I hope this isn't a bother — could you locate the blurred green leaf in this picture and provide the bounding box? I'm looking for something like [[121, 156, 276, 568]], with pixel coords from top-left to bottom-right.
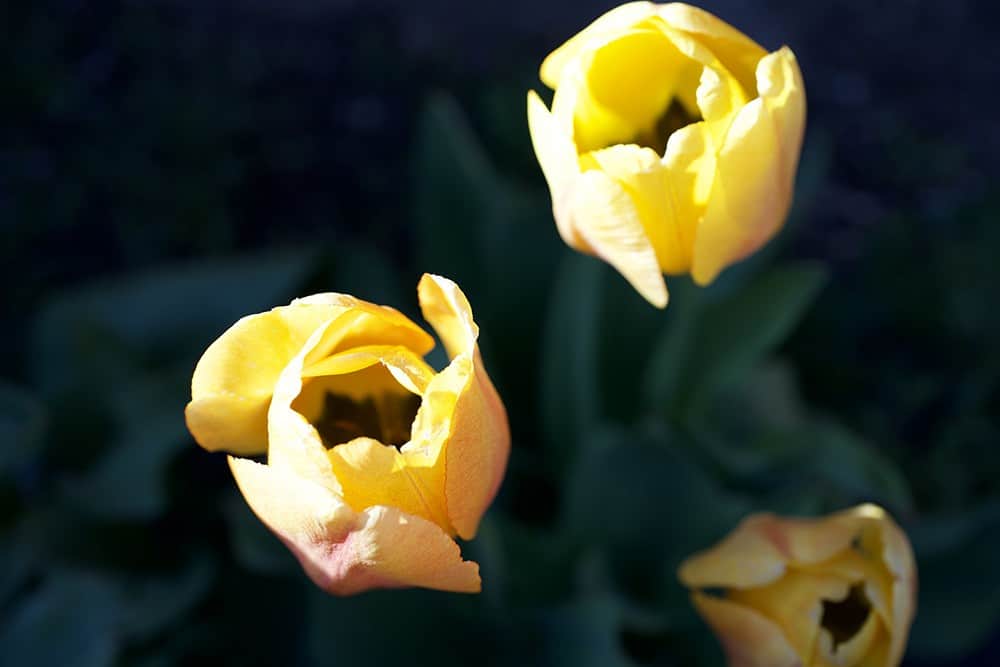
[[908, 504, 1000, 660], [0, 570, 121, 667], [539, 253, 603, 463], [31, 248, 319, 394], [412, 92, 507, 303], [0, 381, 46, 474], [307, 586, 496, 667], [116, 555, 215, 643], [532, 597, 637, 667], [683, 263, 827, 415], [563, 424, 748, 602], [59, 369, 189, 519]]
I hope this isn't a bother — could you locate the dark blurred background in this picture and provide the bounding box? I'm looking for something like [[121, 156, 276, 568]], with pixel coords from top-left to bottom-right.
[[2, 1, 998, 665]]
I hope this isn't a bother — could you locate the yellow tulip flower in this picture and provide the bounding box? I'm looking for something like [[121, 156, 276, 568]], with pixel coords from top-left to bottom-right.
[[679, 504, 917, 667], [185, 274, 509, 595], [528, 2, 806, 307]]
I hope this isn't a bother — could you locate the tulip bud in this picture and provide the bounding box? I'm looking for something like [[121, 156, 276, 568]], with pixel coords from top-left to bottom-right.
[[528, 2, 806, 307], [185, 274, 510, 595], [678, 504, 917, 667]]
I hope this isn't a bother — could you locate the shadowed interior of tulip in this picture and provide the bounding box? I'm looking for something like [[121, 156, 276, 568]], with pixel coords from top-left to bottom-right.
[[820, 583, 873, 650], [292, 363, 422, 450], [574, 21, 703, 155]]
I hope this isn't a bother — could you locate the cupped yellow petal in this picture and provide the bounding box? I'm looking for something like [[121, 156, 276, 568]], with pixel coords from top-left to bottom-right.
[[657, 2, 767, 96], [728, 570, 850, 660], [539, 1, 658, 89], [229, 456, 479, 595], [186, 303, 345, 455], [416, 275, 511, 538], [691, 592, 802, 667], [327, 437, 450, 532], [691, 47, 804, 286], [573, 24, 692, 153]]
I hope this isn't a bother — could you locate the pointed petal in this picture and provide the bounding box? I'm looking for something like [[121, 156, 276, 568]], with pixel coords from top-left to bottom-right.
[[416, 275, 511, 538], [585, 144, 691, 273], [571, 169, 668, 308]]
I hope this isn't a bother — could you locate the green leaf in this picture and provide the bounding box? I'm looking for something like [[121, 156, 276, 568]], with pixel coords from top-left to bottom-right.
[[538, 252, 603, 463], [563, 424, 749, 601], [307, 586, 495, 667], [908, 505, 1000, 660], [115, 555, 215, 643], [657, 264, 826, 415], [412, 92, 507, 304], [31, 248, 319, 394], [0, 381, 46, 474], [59, 368, 190, 519], [0, 570, 121, 667], [531, 597, 637, 667]]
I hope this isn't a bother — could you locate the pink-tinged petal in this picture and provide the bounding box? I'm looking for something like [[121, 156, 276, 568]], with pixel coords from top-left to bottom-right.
[[416, 275, 511, 539], [691, 592, 802, 667], [678, 514, 789, 589], [229, 457, 479, 595]]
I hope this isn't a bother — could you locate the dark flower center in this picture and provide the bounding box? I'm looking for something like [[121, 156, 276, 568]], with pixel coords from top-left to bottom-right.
[[633, 99, 701, 155], [312, 391, 421, 449], [820, 584, 872, 650]]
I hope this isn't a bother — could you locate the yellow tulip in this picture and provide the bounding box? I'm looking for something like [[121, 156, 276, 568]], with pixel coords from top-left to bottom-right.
[[678, 504, 917, 667], [185, 274, 509, 595], [528, 2, 806, 307]]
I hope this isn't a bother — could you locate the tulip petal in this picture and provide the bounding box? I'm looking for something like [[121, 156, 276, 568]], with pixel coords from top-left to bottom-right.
[[539, 1, 658, 89], [691, 47, 804, 286], [301, 344, 436, 396], [416, 275, 510, 538], [327, 437, 451, 532], [880, 514, 917, 667], [229, 456, 479, 595], [527, 90, 584, 249], [728, 570, 850, 660], [691, 592, 802, 667], [570, 168, 669, 308], [584, 144, 691, 274], [657, 3, 767, 97], [678, 514, 789, 589], [186, 304, 347, 455]]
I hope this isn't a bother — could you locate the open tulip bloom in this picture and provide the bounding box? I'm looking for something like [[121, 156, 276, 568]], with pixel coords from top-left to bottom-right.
[[679, 504, 917, 667], [185, 275, 509, 595], [528, 2, 806, 307]]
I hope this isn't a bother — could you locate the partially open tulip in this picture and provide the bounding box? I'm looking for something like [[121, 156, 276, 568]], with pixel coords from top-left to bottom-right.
[[528, 2, 806, 307], [185, 274, 509, 595], [678, 504, 916, 667]]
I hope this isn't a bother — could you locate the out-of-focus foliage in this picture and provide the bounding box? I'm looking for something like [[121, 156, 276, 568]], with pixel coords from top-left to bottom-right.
[[1, 1, 997, 665]]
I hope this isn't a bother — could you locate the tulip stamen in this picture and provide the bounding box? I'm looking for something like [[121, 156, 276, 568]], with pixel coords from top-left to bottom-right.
[[820, 584, 872, 651], [634, 99, 700, 155], [313, 391, 421, 449]]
